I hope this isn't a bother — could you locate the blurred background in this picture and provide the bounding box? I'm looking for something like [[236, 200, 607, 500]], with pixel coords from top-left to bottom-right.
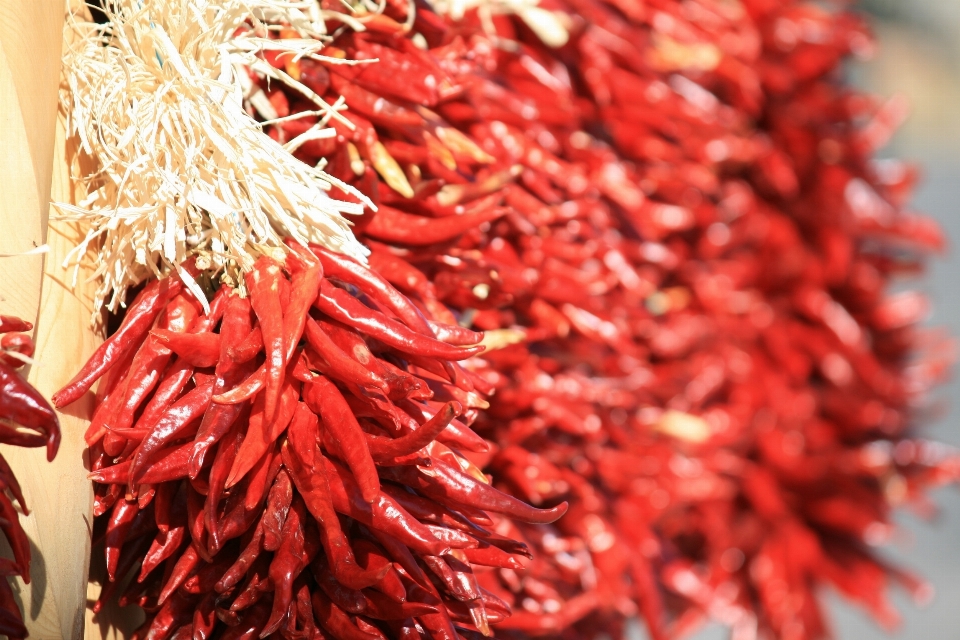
[[835, 1, 960, 637], [677, 2, 960, 639]]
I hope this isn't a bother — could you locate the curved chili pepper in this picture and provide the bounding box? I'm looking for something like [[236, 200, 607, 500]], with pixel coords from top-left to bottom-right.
[[349, 539, 407, 603], [108, 335, 174, 435], [281, 440, 386, 590], [364, 204, 509, 246], [262, 494, 307, 636], [311, 245, 434, 335], [219, 598, 271, 640], [203, 419, 244, 551], [157, 541, 201, 605], [0, 457, 25, 516], [225, 380, 298, 489], [0, 496, 30, 582], [330, 76, 425, 130], [193, 591, 217, 640], [150, 329, 221, 368], [93, 533, 153, 614], [0, 316, 31, 334], [311, 590, 381, 640], [0, 361, 60, 460], [426, 321, 483, 346], [365, 401, 460, 461], [216, 518, 265, 594], [323, 456, 455, 556], [139, 524, 186, 583], [0, 575, 26, 639], [229, 326, 264, 363], [303, 318, 388, 393], [53, 277, 182, 407], [399, 399, 489, 453], [0, 333, 34, 369], [389, 460, 568, 524], [303, 376, 380, 503], [280, 244, 325, 360], [315, 280, 484, 361], [246, 257, 285, 423], [128, 377, 215, 488], [311, 555, 367, 614], [261, 469, 293, 552]]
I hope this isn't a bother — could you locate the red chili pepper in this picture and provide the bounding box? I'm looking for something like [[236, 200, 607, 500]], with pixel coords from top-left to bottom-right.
[[53, 277, 182, 407], [0, 316, 31, 334], [311, 244, 435, 335], [228, 326, 263, 364], [150, 329, 220, 368], [0, 361, 59, 460], [261, 494, 308, 636], [303, 375, 380, 503], [215, 518, 265, 594], [0, 333, 34, 369], [282, 428, 386, 590], [219, 598, 271, 640], [225, 379, 298, 488], [315, 280, 484, 361], [311, 554, 367, 614], [245, 257, 286, 423], [128, 377, 215, 488], [261, 468, 293, 552], [0, 574, 26, 639], [364, 204, 509, 246], [365, 401, 460, 461], [311, 590, 381, 640], [302, 318, 388, 394], [0, 494, 30, 582]]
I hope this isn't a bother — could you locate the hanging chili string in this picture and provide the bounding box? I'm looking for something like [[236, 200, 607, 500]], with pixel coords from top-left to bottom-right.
[[57, 246, 566, 639], [248, 0, 958, 638], [0, 315, 61, 640]]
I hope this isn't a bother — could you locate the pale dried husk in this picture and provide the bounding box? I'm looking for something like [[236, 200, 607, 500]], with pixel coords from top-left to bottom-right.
[[57, 0, 376, 314]]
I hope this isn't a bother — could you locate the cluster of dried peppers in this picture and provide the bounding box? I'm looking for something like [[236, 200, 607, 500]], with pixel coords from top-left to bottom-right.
[[0, 315, 61, 639], [55, 245, 567, 639], [237, 0, 956, 638], [59, 0, 958, 639]]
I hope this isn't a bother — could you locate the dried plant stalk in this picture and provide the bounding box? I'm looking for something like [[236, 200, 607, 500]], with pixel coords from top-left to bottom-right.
[[57, 0, 375, 313]]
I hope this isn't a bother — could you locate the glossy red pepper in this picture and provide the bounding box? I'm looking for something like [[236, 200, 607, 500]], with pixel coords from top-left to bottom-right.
[[54, 277, 182, 407]]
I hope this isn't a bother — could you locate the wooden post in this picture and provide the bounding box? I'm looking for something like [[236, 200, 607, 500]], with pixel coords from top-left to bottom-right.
[[0, 2, 101, 638]]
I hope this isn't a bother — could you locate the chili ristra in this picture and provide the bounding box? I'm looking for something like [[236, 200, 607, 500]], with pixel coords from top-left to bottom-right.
[[59, 245, 565, 638], [0, 315, 62, 639], [247, 1, 958, 638]]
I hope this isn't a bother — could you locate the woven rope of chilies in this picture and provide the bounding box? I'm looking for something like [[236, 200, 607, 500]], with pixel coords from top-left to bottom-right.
[[49, 1, 960, 639]]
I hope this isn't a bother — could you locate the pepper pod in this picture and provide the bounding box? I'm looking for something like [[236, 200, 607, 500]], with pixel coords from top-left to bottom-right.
[[241, 1, 958, 638], [0, 315, 62, 639]]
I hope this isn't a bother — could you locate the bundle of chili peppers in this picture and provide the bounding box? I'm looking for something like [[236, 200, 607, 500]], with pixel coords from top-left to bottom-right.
[[54, 245, 568, 639], [0, 315, 61, 639], [61, 0, 958, 639], [229, 0, 957, 638]]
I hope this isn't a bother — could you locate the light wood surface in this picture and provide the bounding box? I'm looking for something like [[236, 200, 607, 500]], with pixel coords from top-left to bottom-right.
[[0, 0, 64, 323], [0, 2, 102, 638]]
